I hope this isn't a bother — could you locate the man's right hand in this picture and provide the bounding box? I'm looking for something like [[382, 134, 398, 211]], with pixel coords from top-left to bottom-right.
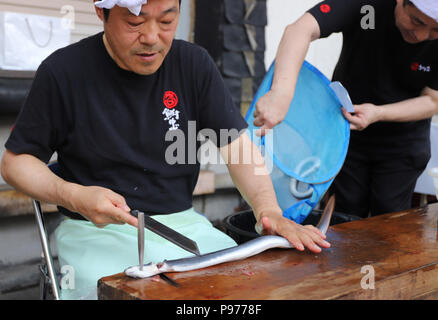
[[64, 184, 138, 228], [253, 89, 293, 137]]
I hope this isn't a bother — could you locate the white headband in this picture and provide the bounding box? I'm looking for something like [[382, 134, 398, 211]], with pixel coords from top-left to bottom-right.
[[95, 0, 148, 16], [410, 0, 438, 22]]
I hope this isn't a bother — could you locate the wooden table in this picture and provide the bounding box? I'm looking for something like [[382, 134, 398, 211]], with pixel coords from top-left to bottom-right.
[[98, 204, 438, 300]]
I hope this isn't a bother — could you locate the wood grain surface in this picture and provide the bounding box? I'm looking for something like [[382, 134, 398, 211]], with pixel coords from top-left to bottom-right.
[[98, 204, 438, 300]]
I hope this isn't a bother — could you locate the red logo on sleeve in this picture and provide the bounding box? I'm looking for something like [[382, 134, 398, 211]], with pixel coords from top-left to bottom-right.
[[163, 91, 178, 109], [320, 4, 331, 13]]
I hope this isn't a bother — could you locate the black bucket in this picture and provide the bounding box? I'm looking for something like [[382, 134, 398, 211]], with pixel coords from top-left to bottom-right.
[[222, 209, 360, 245]]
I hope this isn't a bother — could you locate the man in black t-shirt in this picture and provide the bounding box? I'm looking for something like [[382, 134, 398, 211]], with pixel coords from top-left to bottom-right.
[[254, 0, 438, 218], [0, 0, 329, 299]]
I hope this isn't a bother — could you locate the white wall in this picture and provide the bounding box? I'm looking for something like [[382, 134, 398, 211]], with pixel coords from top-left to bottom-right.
[[265, 0, 343, 79], [175, 0, 192, 41], [0, 0, 192, 43], [0, 0, 103, 44]]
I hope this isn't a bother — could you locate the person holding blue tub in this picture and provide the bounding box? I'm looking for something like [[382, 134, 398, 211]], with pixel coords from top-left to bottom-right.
[[254, 0, 438, 218]]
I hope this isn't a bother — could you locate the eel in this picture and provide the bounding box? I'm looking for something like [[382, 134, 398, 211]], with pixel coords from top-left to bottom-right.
[[125, 195, 335, 279]]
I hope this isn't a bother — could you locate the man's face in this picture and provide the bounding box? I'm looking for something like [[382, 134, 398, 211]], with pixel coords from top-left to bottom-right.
[[395, 0, 438, 44], [96, 0, 180, 75]]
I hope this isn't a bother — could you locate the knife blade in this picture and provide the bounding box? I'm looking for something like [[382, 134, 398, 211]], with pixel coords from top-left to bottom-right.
[[137, 211, 145, 270], [131, 210, 201, 256]]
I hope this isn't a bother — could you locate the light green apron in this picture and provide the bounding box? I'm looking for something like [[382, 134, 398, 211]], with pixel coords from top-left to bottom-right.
[[54, 208, 237, 300]]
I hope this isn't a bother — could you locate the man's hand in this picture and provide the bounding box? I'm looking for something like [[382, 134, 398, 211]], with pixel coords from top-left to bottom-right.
[[254, 210, 331, 253], [66, 184, 137, 228], [342, 103, 382, 131], [253, 89, 292, 137]]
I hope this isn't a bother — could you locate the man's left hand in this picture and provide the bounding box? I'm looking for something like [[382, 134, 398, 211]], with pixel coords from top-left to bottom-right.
[[342, 103, 382, 131], [255, 210, 331, 253]]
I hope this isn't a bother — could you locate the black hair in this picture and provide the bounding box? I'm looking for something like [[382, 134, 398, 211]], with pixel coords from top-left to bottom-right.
[[403, 0, 413, 6], [102, 0, 182, 22], [103, 8, 110, 21]]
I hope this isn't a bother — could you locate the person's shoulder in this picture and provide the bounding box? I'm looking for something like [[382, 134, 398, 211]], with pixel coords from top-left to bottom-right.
[[171, 39, 211, 61], [427, 39, 438, 63], [166, 40, 214, 77], [41, 33, 102, 74], [374, 0, 397, 14]]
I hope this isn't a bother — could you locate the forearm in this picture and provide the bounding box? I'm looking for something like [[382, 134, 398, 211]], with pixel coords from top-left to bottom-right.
[[0, 150, 76, 210], [271, 13, 320, 100], [220, 134, 330, 252], [220, 134, 282, 222], [1, 150, 136, 226], [378, 89, 438, 122], [219, 130, 332, 251], [346, 87, 438, 130], [253, 13, 321, 132], [229, 164, 282, 222]]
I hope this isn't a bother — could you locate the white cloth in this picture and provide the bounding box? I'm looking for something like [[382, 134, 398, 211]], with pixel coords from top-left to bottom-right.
[[410, 0, 438, 22], [94, 0, 147, 16]]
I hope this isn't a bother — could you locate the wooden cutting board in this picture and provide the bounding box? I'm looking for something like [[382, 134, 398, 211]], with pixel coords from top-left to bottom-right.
[[98, 203, 438, 300]]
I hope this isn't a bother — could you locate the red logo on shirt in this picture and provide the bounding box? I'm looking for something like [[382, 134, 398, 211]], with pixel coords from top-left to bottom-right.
[[320, 4, 331, 13], [411, 62, 431, 72], [411, 62, 419, 71], [163, 91, 178, 109]]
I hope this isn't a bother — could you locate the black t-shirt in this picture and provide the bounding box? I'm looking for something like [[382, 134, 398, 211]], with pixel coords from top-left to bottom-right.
[[6, 32, 248, 219], [308, 0, 438, 156]]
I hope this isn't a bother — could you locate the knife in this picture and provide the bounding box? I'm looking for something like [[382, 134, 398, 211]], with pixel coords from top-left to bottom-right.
[[131, 210, 201, 256], [137, 211, 145, 271]]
